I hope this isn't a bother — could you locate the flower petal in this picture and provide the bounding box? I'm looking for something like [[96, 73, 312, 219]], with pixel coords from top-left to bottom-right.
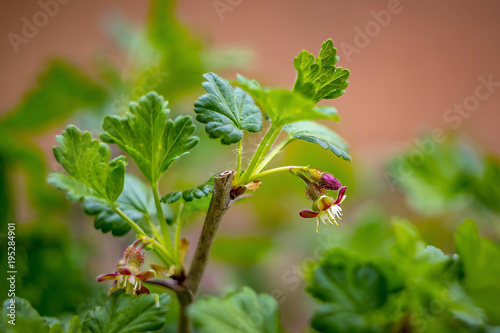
[[136, 285, 150, 295], [334, 186, 347, 205], [117, 267, 132, 275], [137, 270, 156, 281], [317, 196, 334, 211], [97, 273, 120, 282], [299, 210, 319, 218]]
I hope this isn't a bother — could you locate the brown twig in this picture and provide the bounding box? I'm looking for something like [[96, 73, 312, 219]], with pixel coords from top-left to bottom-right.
[[164, 170, 235, 333], [185, 170, 235, 295]]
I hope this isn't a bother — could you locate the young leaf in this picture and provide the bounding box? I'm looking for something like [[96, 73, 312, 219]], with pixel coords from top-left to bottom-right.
[[283, 121, 351, 161], [236, 75, 340, 127], [1, 297, 49, 333], [194, 72, 263, 145], [82, 290, 170, 333], [83, 174, 172, 236], [101, 92, 199, 183], [189, 287, 281, 333], [48, 125, 127, 206], [161, 177, 214, 203], [293, 39, 350, 102]]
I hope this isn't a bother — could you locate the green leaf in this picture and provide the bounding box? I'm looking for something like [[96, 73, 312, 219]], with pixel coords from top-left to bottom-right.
[[236, 75, 340, 127], [83, 174, 172, 236], [49, 324, 63, 333], [455, 220, 500, 325], [307, 248, 388, 311], [0, 59, 106, 132], [306, 248, 391, 333], [1, 297, 49, 333], [82, 290, 170, 333], [283, 121, 351, 161], [189, 287, 281, 333], [293, 39, 350, 102], [48, 125, 127, 206], [101, 91, 199, 183], [194, 72, 263, 145], [161, 177, 214, 203], [67, 316, 83, 333]]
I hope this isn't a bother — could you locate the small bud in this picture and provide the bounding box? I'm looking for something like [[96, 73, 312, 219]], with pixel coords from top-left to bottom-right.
[[319, 173, 342, 191], [123, 245, 146, 267], [307, 169, 342, 190]]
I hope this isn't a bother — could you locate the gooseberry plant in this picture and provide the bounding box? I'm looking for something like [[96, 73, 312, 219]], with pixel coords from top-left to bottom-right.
[[3, 38, 500, 333], [45, 39, 350, 332], [3, 39, 351, 333]]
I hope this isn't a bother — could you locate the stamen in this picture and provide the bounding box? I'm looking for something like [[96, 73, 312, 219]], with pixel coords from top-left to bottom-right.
[[326, 210, 339, 226]]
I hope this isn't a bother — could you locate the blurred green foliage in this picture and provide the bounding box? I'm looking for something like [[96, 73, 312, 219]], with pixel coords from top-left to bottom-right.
[[386, 136, 500, 218], [305, 218, 500, 332]]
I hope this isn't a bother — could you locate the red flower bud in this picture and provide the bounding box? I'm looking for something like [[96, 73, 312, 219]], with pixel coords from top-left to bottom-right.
[[319, 173, 342, 191]]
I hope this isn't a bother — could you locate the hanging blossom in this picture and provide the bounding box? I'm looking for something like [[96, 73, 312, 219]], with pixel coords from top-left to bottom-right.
[[97, 238, 156, 295], [294, 169, 347, 232]]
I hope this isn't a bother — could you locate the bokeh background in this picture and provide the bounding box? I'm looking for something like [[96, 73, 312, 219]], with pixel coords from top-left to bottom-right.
[[1, 0, 499, 332]]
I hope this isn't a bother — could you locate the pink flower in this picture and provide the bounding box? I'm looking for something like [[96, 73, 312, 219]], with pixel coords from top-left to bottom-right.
[[97, 239, 156, 295], [299, 186, 347, 232]]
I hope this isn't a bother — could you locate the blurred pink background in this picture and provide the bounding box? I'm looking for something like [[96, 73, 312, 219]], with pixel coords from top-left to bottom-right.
[[2, 0, 499, 162]]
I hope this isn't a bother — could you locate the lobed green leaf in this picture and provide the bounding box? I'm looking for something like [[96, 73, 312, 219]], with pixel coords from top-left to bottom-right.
[[82, 290, 170, 333], [236, 75, 340, 127], [189, 287, 281, 333], [101, 91, 199, 183], [194, 72, 263, 145], [48, 125, 127, 206], [293, 39, 350, 102]]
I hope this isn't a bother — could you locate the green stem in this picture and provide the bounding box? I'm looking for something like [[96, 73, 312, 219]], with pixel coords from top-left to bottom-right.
[[112, 207, 174, 265], [254, 139, 292, 175], [145, 214, 164, 244], [152, 182, 175, 254], [153, 241, 176, 266], [112, 207, 147, 237], [235, 141, 243, 182], [174, 202, 184, 268], [252, 165, 309, 179], [238, 124, 282, 185]]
